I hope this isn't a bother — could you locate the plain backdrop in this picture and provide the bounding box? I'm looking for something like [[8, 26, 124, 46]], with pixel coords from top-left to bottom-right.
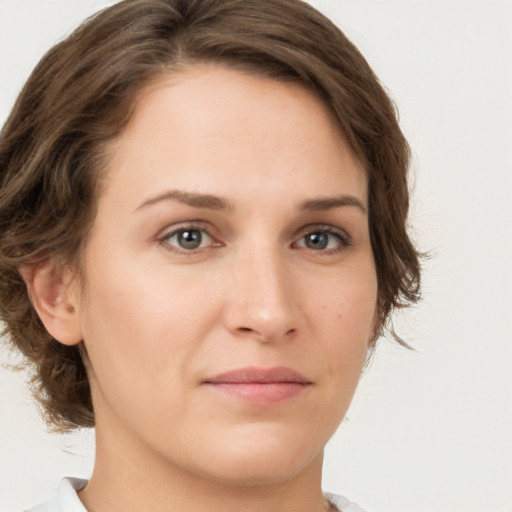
[[1, 1, 511, 511]]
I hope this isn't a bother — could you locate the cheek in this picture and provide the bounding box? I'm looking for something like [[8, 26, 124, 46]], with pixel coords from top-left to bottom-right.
[[77, 252, 224, 398], [308, 264, 377, 374], [294, 271, 376, 444], [309, 262, 377, 335]]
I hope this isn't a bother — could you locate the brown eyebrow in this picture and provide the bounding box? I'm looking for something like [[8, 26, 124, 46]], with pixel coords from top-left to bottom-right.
[[300, 195, 367, 214], [136, 190, 233, 212], [136, 190, 366, 214]]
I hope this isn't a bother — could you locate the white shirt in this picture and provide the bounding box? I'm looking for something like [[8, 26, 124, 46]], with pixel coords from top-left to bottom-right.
[[26, 477, 367, 512]]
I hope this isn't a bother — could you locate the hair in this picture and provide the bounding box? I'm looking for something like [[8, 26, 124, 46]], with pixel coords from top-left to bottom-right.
[[0, 0, 421, 431]]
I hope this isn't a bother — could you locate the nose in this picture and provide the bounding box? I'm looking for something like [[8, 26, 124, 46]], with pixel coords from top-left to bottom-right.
[[223, 246, 299, 343]]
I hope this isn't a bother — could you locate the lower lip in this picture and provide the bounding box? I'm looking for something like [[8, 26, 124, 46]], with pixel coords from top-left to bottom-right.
[[204, 382, 310, 404]]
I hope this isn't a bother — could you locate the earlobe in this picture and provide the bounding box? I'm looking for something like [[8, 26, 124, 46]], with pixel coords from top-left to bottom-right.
[[21, 261, 83, 346]]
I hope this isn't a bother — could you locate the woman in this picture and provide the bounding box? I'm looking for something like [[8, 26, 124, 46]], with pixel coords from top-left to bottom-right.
[[0, 0, 421, 511]]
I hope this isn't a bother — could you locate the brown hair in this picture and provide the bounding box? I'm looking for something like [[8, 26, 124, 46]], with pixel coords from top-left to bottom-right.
[[0, 0, 421, 431]]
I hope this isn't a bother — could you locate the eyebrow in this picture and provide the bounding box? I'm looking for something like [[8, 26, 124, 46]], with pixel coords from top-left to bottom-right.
[[136, 190, 233, 212], [300, 196, 367, 214], [135, 189, 366, 214]]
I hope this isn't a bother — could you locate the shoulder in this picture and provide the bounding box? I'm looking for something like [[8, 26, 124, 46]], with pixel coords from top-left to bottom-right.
[[24, 478, 88, 512], [324, 492, 368, 512]]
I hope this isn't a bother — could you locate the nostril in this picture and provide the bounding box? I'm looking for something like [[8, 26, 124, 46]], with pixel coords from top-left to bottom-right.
[[235, 326, 297, 341]]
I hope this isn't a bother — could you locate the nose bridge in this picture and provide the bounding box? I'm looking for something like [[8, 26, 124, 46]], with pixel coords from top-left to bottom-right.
[[227, 237, 297, 341]]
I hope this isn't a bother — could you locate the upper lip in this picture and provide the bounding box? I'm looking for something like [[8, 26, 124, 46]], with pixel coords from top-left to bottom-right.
[[203, 366, 311, 384]]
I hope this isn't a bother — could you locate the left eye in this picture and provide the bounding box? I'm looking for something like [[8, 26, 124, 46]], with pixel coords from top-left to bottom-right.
[[296, 230, 348, 251], [163, 228, 213, 250]]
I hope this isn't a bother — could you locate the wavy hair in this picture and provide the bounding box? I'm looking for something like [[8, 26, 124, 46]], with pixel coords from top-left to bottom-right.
[[0, 0, 421, 431]]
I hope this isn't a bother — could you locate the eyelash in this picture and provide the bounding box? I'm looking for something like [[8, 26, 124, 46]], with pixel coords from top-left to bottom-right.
[[293, 224, 352, 255], [158, 221, 220, 254], [158, 222, 351, 255]]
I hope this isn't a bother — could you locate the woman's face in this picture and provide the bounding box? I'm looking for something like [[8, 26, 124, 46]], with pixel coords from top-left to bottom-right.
[[71, 65, 377, 486]]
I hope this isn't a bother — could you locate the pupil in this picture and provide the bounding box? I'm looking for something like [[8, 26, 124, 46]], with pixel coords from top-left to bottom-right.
[[178, 230, 202, 249], [306, 232, 328, 250]]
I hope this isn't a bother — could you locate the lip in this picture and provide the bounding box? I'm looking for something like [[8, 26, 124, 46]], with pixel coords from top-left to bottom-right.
[[202, 366, 312, 404]]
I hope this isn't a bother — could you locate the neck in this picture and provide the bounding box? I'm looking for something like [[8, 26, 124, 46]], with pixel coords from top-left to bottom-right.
[[79, 426, 329, 512]]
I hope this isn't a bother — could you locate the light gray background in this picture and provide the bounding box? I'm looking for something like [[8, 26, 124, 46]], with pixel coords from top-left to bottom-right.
[[1, 1, 511, 511]]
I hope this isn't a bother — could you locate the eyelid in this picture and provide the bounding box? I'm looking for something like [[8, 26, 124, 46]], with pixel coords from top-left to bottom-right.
[[158, 219, 210, 237], [295, 223, 350, 239], [157, 220, 222, 252], [293, 223, 352, 250]]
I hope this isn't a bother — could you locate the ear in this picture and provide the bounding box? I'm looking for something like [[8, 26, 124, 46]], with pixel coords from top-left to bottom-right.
[[21, 261, 83, 346]]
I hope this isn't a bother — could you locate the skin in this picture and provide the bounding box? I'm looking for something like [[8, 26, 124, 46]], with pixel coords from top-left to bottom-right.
[[29, 65, 377, 512]]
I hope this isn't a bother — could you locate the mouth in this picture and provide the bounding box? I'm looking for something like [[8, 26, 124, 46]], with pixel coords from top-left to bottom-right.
[[202, 366, 312, 404]]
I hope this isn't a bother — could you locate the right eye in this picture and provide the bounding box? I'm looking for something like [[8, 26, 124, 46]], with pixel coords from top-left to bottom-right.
[[160, 226, 218, 252]]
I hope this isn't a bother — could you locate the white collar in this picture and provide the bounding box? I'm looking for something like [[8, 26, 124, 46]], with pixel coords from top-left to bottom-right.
[[26, 477, 88, 512], [26, 477, 367, 512]]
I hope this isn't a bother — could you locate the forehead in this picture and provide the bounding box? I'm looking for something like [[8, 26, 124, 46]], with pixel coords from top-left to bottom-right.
[[101, 64, 367, 209]]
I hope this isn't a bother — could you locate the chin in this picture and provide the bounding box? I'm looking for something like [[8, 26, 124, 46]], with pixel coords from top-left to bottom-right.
[[189, 426, 326, 487], [200, 455, 321, 488]]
